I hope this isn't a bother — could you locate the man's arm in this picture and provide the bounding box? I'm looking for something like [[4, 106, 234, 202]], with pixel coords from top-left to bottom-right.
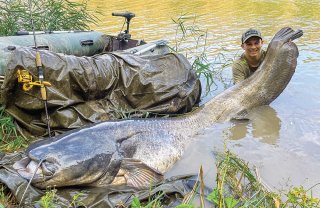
[[232, 61, 246, 84]]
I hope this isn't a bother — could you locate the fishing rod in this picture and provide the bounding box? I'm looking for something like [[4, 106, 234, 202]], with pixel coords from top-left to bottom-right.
[[27, 0, 52, 137]]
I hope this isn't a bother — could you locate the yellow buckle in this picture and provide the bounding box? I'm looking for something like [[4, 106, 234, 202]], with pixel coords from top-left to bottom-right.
[[17, 69, 51, 91]]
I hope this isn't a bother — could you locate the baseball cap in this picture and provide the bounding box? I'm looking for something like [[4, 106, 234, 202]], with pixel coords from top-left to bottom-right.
[[241, 28, 262, 43]]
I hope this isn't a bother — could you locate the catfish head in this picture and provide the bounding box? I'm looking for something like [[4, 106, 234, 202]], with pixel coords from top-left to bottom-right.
[[13, 128, 122, 189]]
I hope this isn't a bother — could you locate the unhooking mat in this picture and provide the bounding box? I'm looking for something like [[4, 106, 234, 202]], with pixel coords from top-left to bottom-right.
[[0, 48, 201, 137]]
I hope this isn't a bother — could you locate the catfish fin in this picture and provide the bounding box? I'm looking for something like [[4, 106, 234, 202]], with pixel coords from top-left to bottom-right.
[[231, 109, 250, 121], [121, 158, 164, 189]]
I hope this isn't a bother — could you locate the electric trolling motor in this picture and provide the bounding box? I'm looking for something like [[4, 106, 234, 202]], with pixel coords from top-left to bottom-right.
[[109, 11, 146, 51], [112, 12, 135, 41]]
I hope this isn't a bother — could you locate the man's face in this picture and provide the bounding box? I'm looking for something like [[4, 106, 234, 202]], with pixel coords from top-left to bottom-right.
[[241, 37, 263, 58]]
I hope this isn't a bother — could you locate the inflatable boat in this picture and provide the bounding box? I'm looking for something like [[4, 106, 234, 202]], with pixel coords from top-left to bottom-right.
[[0, 30, 169, 83]]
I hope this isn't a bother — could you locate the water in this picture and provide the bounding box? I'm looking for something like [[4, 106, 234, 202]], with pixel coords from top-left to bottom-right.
[[86, 0, 320, 194]]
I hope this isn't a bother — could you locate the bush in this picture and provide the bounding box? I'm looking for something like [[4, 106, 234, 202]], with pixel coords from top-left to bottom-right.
[[0, 0, 99, 36]]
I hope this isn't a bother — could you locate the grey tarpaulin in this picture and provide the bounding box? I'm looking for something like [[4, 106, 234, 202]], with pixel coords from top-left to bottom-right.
[[0, 152, 211, 207], [0, 47, 201, 136]]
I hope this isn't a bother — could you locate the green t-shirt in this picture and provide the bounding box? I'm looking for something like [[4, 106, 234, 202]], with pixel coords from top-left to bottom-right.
[[232, 50, 266, 84]]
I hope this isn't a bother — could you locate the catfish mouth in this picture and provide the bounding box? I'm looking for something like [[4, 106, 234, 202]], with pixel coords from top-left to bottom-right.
[[13, 157, 56, 183]]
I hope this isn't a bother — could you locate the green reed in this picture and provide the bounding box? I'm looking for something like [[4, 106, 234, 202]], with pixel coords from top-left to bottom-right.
[[209, 150, 277, 208], [170, 14, 233, 94], [0, 0, 100, 36], [206, 150, 320, 208], [126, 149, 320, 208]]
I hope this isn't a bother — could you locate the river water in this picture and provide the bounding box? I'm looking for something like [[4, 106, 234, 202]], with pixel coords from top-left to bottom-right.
[[85, 0, 320, 195]]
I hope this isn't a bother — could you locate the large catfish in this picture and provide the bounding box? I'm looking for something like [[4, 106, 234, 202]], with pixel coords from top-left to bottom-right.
[[13, 27, 303, 189]]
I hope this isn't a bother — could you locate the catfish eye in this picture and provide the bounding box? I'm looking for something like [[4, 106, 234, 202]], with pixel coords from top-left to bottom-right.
[[41, 160, 58, 176]]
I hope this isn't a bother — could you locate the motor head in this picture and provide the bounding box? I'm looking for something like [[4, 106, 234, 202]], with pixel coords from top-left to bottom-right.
[[112, 12, 135, 21]]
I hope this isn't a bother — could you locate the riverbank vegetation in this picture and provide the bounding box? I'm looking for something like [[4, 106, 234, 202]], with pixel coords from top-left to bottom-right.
[[0, 0, 99, 36], [20, 150, 320, 207], [0, 107, 27, 152], [127, 150, 320, 208], [208, 151, 320, 208], [170, 14, 233, 94]]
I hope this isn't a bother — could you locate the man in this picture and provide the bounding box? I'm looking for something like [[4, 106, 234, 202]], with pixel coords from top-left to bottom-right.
[[232, 28, 266, 84]]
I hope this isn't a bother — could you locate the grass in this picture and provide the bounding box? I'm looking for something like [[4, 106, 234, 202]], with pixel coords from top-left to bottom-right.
[[34, 189, 57, 208], [33, 189, 85, 208], [110, 106, 177, 120], [127, 150, 320, 208], [170, 14, 233, 95], [170, 14, 213, 93], [207, 150, 320, 208], [67, 191, 86, 208], [130, 192, 166, 208], [0, 185, 16, 208], [0, 0, 100, 36], [105, 149, 318, 208], [209, 150, 278, 207], [0, 107, 27, 205], [0, 107, 28, 152]]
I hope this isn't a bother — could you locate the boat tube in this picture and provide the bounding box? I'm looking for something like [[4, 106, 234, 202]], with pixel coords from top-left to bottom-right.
[[0, 31, 109, 75], [0, 31, 169, 84]]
